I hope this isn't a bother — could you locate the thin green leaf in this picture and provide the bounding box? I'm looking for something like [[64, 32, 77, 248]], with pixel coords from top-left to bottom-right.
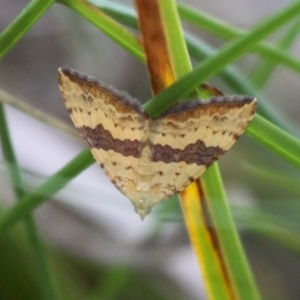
[[178, 4, 300, 75], [0, 88, 78, 139], [202, 164, 260, 300], [89, 0, 138, 28], [247, 166, 300, 196], [233, 206, 300, 255], [250, 17, 300, 89], [158, 0, 192, 78], [0, 0, 55, 59], [0, 104, 59, 300], [58, 0, 145, 62], [0, 149, 94, 232], [246, 115, 300, 171]]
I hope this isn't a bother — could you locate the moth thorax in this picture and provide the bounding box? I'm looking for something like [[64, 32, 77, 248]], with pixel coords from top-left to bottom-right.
[[136, 145, 152, 195], [137, 145, 152, 176]]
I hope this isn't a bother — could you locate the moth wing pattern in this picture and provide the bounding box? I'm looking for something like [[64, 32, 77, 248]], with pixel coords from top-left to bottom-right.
[[147, 96, 257, 201], [58, 68, 257, 218], [58, 68, 148, 201]]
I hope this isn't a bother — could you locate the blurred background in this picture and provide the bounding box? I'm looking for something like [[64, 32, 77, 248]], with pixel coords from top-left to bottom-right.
[[1, 0, 300, 299]]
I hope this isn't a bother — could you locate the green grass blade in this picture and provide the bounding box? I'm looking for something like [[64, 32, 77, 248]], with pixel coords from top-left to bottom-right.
[[58, 0, 144, 62], [0, 149, 94, 232], [0, 0, 55, 59], [0, 105, 59, 300], [202, 164, 261, 300], [89, 0, 138, 28], [233, 206, 300, 255], [158, 0, 192, 77], [0, 88, 78, 139], [0, 106, 25, 201], [250, 17, 300, 89], [247, 166, 300, 196], [246, 114, 300, 171], [178, 4, 300, 75]]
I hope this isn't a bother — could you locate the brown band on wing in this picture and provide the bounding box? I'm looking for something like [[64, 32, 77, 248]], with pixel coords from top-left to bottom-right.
[[78, 124, 143, 158], [152, 140, 225, 166], [78, 124, 224, 165]]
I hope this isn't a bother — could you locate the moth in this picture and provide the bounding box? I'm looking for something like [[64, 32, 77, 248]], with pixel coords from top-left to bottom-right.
[[58, 68, 256, 219]]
